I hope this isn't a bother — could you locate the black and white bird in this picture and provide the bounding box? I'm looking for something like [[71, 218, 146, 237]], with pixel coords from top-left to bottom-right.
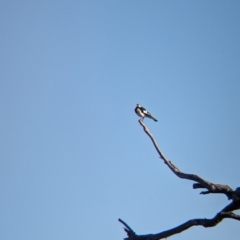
[[135, 104, 158, 122]]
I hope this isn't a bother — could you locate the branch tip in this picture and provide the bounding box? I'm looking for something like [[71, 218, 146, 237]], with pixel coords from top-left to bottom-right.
[[119, 119, 240, 239]]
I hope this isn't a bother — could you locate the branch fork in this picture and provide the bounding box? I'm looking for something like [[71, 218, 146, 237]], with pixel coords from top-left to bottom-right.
[[119, 120, 240, 240]]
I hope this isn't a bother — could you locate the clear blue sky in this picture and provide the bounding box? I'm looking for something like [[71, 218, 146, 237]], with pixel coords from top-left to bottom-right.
[[1, 1, 240, 240]]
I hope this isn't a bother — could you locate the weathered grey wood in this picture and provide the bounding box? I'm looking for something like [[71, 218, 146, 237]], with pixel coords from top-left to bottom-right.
[[119, 119, 240, 240]]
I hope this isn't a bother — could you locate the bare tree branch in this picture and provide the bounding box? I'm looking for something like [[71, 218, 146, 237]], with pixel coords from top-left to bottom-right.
[[118, 219, 136, 240], [221, 201, 240, 212], [138, 120, 239, 201], [119, 120, 240, 239], [119, 212, 240, 240]]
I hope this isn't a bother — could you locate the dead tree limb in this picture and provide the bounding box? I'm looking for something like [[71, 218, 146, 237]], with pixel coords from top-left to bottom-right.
[[119, 212, 240, 240], [138, 120, 239, 200], [119, 120, 240, 239]]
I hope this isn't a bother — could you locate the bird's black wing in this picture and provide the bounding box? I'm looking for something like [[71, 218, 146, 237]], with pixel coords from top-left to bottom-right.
[[139, 106, 147, 113]]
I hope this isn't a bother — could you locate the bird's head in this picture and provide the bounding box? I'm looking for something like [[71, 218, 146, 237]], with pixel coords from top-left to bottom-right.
[[136, 104, 141, 107]]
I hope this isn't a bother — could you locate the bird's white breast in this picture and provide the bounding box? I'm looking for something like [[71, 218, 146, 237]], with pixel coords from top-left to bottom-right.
[[136, 108, 145, 117]]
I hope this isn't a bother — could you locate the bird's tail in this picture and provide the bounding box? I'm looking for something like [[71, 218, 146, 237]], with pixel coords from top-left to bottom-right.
[[150, 115, 158, 122]]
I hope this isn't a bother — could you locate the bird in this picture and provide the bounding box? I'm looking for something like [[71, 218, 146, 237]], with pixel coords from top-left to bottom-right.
[[135, 104, 158, 122]]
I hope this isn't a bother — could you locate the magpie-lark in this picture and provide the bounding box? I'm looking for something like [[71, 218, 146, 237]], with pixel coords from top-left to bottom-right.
[[135, 104, 158, 122]]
